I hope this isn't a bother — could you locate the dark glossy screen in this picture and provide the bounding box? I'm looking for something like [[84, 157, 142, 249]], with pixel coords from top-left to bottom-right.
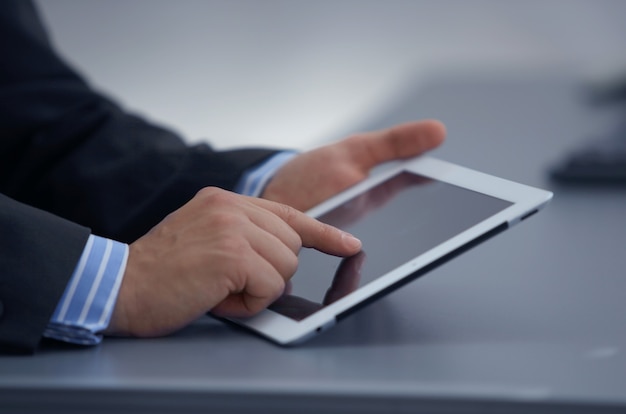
[[269, 171, 512, 320]]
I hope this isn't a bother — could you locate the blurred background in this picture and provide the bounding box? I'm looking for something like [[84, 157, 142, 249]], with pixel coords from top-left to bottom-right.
[[38, 0, 626, 153]]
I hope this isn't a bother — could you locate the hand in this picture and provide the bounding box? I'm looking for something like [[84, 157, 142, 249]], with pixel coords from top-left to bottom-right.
[[104, 187, 362, 338], [262, 120, 446, 211]]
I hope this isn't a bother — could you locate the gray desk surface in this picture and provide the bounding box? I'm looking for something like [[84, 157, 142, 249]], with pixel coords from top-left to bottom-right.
[[2, 74, 626, 414]]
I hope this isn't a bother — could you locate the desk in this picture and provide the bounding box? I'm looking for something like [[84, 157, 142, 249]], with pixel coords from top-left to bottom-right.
[[2, 74, 626, 414]]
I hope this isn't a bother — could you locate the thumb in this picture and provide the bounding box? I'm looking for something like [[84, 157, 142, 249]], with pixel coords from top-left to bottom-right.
[[347, 119, 446, 171]]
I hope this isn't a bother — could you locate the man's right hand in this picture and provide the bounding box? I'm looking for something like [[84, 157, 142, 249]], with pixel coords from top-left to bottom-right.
[[104, 187, 361, 338]]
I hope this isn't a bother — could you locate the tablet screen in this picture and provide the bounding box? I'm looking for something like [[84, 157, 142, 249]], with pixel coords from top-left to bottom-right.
[[269, 171, 513, 321]]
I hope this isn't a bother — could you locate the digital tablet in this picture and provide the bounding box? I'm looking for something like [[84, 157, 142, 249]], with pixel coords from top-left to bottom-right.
[[225, 156, 553, 345]]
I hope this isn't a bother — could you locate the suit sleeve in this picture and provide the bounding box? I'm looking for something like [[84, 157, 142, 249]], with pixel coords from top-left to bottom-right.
[[0, 0, 279, 243], [0, 193, 90, 354], [0, 0, 280, 353]]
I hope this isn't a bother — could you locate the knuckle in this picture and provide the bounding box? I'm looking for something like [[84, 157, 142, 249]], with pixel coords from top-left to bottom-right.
[[277, 220, 303, 252], [196, 186, 234, 206], [240, 273, 286, 316], [210, 210, 244, 229], [196, 186, 221, 199], [271, 274, 286, 294], [317, 221, 335, 240], [219, 234, 249, 256], [277, 202, 299, 224], [194, 189, 250, 230], [283, 253, 299, 277]]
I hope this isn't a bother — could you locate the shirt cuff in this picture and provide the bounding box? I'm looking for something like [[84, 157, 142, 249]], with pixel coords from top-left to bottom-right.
[[44, 235, 129, 345], [234, 151, 297, 196]]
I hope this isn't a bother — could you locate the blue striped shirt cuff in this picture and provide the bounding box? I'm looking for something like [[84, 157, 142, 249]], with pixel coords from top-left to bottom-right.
[[234, 151, 297, 196], [44, 235, 128, 345]]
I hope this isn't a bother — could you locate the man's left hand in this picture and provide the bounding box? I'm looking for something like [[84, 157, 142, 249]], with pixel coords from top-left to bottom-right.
[[262, 119, 446, 210]]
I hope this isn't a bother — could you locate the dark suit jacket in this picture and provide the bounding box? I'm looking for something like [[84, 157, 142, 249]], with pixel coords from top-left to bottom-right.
[[0, 0, 278, 354]]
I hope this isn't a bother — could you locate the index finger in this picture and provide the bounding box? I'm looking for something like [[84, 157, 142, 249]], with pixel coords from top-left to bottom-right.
[[347, 119, 446, 170], [248, 197, 362, 257]]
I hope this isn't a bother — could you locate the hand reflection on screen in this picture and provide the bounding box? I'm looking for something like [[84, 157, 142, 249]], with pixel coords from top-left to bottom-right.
[[269, 251, 366, 321], [321, 172, 432, 229]]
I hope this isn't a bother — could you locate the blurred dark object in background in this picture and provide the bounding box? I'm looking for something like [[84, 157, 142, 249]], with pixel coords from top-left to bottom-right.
[[587, 73, 626, 107], [550, 74, 626, 184]]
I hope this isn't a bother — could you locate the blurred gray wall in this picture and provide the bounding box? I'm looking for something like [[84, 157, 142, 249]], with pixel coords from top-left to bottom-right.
[[37, 0, 626, 149]]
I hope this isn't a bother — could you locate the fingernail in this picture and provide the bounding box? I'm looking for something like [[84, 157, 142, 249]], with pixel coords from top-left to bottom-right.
[[343, 233, 362, 250]]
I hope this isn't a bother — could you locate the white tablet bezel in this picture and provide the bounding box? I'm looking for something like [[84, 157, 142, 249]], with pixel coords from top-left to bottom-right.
[[225, 156, 553, 345]]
